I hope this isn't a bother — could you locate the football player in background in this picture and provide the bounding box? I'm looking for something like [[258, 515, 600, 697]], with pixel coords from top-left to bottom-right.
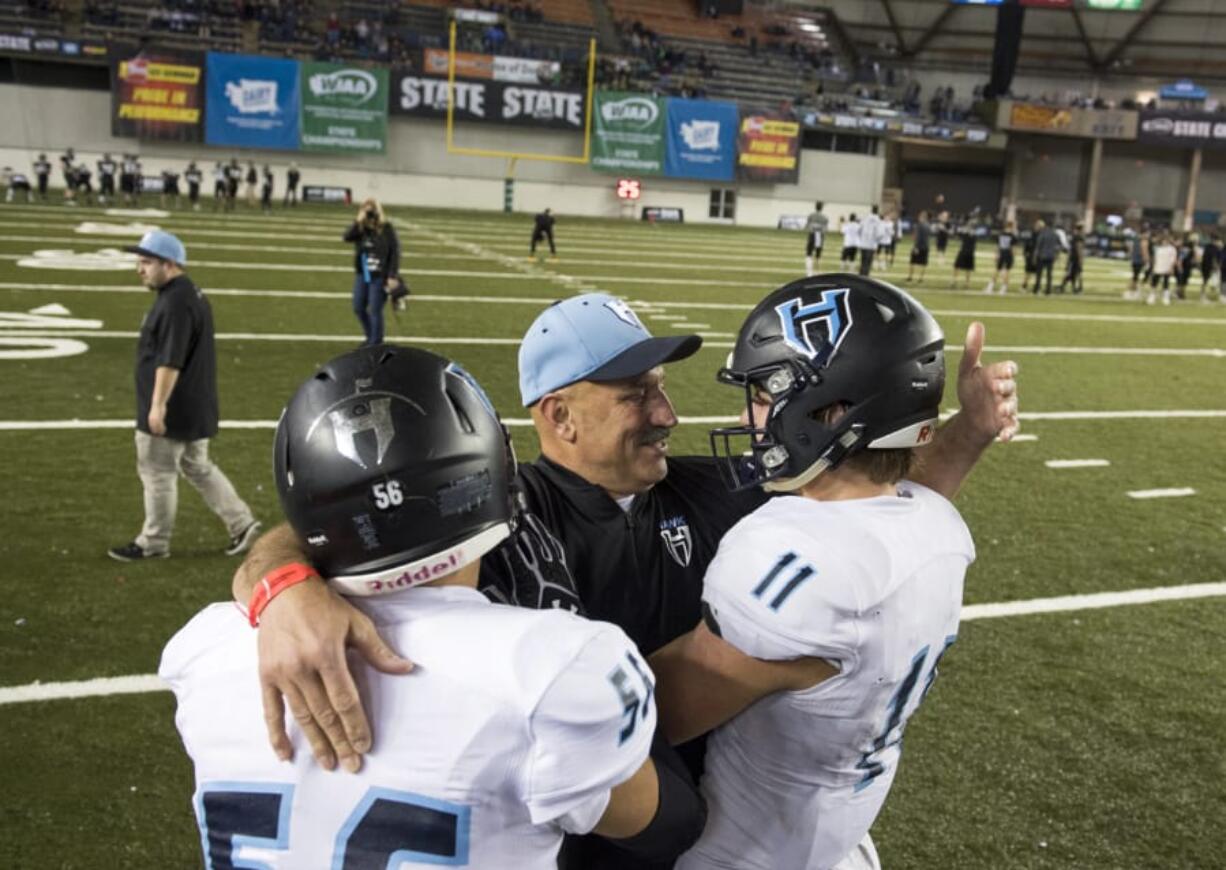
[[530, 207, 558, 260], [803, 200, 829, 276], [653, 276, 974, 870], [162, 346, 705, 868]]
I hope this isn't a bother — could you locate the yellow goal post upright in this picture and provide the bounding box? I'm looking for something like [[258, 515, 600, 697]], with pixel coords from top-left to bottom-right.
[[444, 19, 598, 211]]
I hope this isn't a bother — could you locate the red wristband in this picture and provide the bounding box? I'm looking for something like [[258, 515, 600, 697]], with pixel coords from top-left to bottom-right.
[[248, 562, 320, 628]]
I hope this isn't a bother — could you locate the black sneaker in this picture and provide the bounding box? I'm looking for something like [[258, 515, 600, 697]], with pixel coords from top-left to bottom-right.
[[225, 521, 262, 556], [108, 541, 169, 562]]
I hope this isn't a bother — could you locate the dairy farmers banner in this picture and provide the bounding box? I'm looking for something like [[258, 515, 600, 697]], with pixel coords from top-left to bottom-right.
[[111, 48, 204, 142], [206, 52, 300, 150], [591, 91, 665, 175], [300, 62, 388, 153], [664, 97, 738, 181], [736, 110, 800, 183], [392, 73, 585, 130]]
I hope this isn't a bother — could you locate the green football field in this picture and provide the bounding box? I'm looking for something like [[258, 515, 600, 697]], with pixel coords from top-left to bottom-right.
[[1, 199, 1224, 868]]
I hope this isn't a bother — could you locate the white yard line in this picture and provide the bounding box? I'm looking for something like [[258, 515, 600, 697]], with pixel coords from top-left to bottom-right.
[[1126, 487, 1197, 499], [2, 409, 1224, 432], [1045, 459, 1111, 468], [5, 580, 1223, 705]]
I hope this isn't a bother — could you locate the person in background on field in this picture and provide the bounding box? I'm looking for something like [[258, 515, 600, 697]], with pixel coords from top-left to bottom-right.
[[225, 158, 242, 212], [907, 210, 931, 283], [72, 162, 94, 206], [840, 212, 860, 269], [161, 167, 181, 209], [60, 147, 76, 204], [33, 153, 51, 201], [245, 160, 258, 207], [857, 205, 883, 277], [986, 220, 1016, 295], [260, 164, 274, 213], [879, 209, 899, 269], [120, 153, 138, 206], [344, 198, 402, 345], [108, 229, 261, 562], [1059, 223, 1084, 294], [185, 161, 203, 211], [952, 215, 977, 290], [530, 207, 558, 259], [1127, 226, 1149, 299], [935, 206, 951, 266], [212, 161, 227, 210], [803, 200, 829, 276], [284, 162, 301, 206], [2, 166, 33, 202], [1174, 232, 1197, 301], [97, 153, 117, 205], [1198, 232, 1220, 301], [1032, 219, 1059, 295], [1147, 231, 1176, 306]]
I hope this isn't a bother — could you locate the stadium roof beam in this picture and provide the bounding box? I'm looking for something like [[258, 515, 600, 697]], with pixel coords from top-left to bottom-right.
[[903, 4, 956, 60], [878, 0, 907, 55], [1098, 0, 1170, 71], [1069, 5, 1098, 70]]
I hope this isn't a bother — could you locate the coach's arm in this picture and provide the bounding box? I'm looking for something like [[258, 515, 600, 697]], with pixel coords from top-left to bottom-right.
[[232, 524, 412, 773]]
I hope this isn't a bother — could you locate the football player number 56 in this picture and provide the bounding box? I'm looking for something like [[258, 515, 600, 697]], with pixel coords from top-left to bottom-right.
[[372, 480, 403, 510], [197, 784, 470, 868]]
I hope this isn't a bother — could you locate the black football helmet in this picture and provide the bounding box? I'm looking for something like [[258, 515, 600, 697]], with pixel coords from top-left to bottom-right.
[[711, 274, 945, 492], [274, 344, 515, 595]]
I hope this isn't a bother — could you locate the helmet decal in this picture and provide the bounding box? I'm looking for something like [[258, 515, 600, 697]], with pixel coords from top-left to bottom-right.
[[305, 390, 425, 471], [774, 289, 854, 361]]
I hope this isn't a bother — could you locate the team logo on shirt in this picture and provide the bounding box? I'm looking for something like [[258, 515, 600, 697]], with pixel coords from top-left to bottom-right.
[[774, 289, 854, 362], [659, 515, 692, 567]]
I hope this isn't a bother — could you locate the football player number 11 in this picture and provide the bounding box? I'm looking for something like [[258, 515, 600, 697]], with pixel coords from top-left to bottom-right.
[[197, 783, 471, 868]]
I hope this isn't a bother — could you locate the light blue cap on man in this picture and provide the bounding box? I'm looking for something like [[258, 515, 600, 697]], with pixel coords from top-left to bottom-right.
[[124, 229, 187, 265], [518, 293, 702, 406]]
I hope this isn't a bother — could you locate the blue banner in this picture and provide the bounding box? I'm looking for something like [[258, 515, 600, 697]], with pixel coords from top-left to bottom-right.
[[205, 52, 300, 150], [664, 98, 738, 181]]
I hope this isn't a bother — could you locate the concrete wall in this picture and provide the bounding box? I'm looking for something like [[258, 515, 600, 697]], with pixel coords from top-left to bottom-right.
[[0, 83, 885, 226]]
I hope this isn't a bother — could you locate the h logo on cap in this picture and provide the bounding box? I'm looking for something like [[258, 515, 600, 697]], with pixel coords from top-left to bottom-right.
[[604, 299, 645, 330]]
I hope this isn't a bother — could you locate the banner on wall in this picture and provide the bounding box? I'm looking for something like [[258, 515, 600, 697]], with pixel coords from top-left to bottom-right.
[[111, 49, 205, 142], [591, 91, 665, 174], [664, 97, 738, 181], [300, 62, 388, 153], [391, 73, 584, 129], [422, 48, 561, 84], [1137, 110, 1226, 149], [205, 52, 300, 150], [999, 100, 1136, 139], [736, 110, 800, 183]]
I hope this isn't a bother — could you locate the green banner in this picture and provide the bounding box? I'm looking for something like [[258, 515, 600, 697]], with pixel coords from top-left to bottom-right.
[[591, 91, 664, 175], [300, 63, 388, 153]]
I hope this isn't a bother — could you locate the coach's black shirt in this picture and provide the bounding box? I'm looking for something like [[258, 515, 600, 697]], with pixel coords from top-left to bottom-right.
[[482, 454, 767, 655], [135, 274, 219, 441]]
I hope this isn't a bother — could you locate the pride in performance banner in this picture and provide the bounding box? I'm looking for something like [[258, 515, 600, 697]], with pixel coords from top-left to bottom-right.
[[300, 62, 388, 153], [205, 52, 300, 150], [737, 110, 801, 183], [590, 91, 664, 175], [111, 48, 204, 142], [664, 98, 738, 181]]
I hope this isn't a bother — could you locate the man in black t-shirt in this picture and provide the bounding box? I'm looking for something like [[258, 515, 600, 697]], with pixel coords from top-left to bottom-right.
[[184, 161, 203, 211], [108, 230, 260, 562], [33, 153, 51, 200], [284, 161, 300, 206], [97, 153, 117, 204], [530, 207, 557, 258]]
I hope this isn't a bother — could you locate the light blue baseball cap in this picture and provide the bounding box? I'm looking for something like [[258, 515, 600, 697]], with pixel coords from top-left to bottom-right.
[[518, 293, 702, 406], [124, 229, 186, 265]]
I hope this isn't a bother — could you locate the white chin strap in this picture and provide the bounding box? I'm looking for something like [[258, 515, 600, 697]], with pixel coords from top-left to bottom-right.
[[327, 523, 512, 597]]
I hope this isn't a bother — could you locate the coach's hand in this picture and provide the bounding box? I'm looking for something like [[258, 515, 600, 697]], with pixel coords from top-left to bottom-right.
[[258, 578, 413, 773], [957, 321, 1019, 444]]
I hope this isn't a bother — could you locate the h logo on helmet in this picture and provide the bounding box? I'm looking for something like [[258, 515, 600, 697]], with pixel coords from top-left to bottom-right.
[[774, 290, 854, 361], [328, 397, 394, 470]]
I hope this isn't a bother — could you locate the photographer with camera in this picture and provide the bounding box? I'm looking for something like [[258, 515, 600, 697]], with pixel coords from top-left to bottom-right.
[[343, 198, 403, 346]]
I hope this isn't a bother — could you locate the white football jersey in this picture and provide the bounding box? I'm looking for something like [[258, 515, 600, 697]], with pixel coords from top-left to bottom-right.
[[678, 483, 974, 870], [841, 221, 861, 248], [857, 215, 881, 250], [160, 585, 656, 869]]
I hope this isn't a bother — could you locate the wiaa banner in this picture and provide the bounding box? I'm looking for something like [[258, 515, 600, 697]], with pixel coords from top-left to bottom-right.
[[1138, 110, 1226, 149], [591, 91, 664, 175], [392, 72, 585, 130], [737, 110, 800, 183], [206, 52, 300, 150], [664, 97, 738, 182], [300, 62, 388, 153], [111, 48, 204, 142]]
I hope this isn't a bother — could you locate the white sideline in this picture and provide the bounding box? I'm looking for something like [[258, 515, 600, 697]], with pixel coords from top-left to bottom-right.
[[1045, 459, 1111, 468], [4, 581, 1224, 706]]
